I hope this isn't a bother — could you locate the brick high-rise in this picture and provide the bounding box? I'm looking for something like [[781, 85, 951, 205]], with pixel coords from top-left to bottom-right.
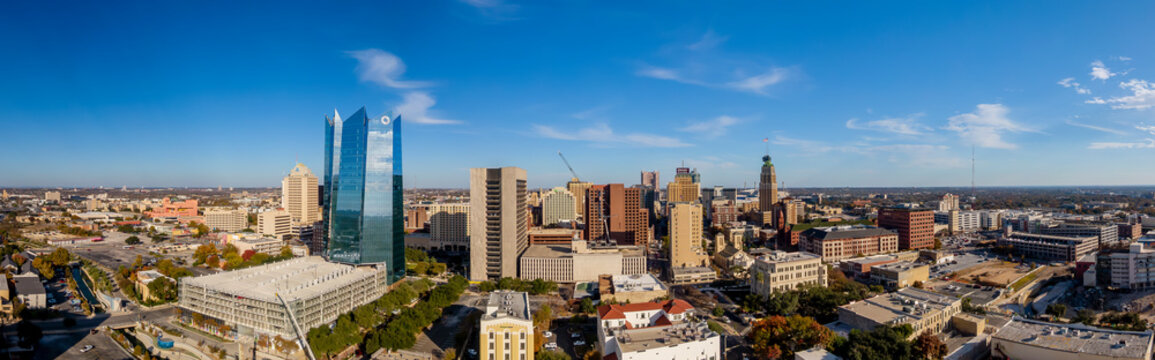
[[877, 207, 935, 250], [584, 184, 650, 246]]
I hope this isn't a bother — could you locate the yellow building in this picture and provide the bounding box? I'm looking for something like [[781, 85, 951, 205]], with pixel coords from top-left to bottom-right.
[[566, 179, 592, 220], [479, 291, 534, 360], [669, 203, 707, 268], [666, 167, 699, 203]]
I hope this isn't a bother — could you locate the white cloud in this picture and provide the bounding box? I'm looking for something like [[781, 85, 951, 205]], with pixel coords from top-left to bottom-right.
[[1088, 139, 1155, 149], [347, 49, 432, 89], [1117, 56, 1133, 61], [1090, 60, 1116, 81], [1065, 119, 1126, 135], [945, 104, 1030, 149], [1102, 79, 1155, 110], [533, 123, 691, 148], [684, 156, 739, 170], [1058, 77, 1091, 94], [687, 30, 728, 51], [679, 116, 740, 138], [394, 92, 461, 125], [725, 68, 790, 95], [1138, 125, 1155, 135], [636, 66, 694, 83], [1085, 97, 1107, 104], [845, 114, 931, 135], [770, 135, 964, 167]]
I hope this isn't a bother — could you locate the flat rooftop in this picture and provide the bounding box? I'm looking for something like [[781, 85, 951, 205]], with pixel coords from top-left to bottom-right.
[[994, 317, 1153, 359], [12, 275, 43, 295], [840, 287, 958, 326], [612, 274, 666, 293], [520, 244, 642, 258], [873, 261, 927, 272], [614, 321, 719, 354], [754, 250, 821, 264], [484, 291, 530, 321], [181, 256, 383, 303], [804, 225, 897, 241]]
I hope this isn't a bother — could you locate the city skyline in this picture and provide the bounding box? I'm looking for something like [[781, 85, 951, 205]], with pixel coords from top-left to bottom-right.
[[4, 2, 1155, 188]]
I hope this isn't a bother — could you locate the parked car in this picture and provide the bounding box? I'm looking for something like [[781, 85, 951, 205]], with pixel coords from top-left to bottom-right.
[[80, 345, 94, 353], [574, 340, 586, 346], [542, 331, 553, 338]]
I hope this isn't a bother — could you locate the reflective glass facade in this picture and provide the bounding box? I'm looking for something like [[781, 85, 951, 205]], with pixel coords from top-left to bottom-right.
[[324, 107, 404, 283]]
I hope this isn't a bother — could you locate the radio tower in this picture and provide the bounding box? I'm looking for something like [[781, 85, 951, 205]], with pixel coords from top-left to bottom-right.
[[971, 145, 976, 200]]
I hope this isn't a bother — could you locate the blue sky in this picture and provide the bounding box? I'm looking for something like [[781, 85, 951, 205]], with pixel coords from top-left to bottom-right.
[[3, 1, 1155, 189]]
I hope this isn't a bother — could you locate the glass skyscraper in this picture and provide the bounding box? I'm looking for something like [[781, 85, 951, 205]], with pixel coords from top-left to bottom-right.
[[323, 107, 404, 283]]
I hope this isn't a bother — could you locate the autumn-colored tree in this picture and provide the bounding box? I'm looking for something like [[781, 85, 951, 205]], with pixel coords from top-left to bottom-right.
[[748, 315, 834, 359], [241, 249, 256, 261], [913, 333, 948, 360]]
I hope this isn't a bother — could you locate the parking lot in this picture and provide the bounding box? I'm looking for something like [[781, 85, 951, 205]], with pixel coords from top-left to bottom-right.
[[929, 250, 995, 279]]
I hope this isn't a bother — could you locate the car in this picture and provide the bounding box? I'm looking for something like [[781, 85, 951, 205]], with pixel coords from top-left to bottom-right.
[[542, 331, 553, 338], [574, 340, 586, 346], [80, 345, 94, 353], [571, 332, 581, 338], [467, 349, 478, 356], [544, 343, 558, 350]]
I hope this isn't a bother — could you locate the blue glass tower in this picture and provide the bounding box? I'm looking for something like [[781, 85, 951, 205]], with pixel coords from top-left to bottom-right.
[[323, 107, 404, 283]]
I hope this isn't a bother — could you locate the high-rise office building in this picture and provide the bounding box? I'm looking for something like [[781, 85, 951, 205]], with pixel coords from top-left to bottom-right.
[[670, 202, 707, 268], [567, 179, 592, 220], [759, 155, 777, 211], [469, 167, 528, 281], [541, 187, 577, 226], [585, 184, 650, 246], [282, 163, 320, 226], [641, 170, 660, 188], [938, 194, 959, 212], [323, 108, 404, 283], [877, 207, 935, 250], [666, 167, 700, 203]]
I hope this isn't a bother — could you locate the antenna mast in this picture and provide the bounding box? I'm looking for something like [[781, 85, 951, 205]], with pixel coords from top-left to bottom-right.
[[971, 145, 976, 199]]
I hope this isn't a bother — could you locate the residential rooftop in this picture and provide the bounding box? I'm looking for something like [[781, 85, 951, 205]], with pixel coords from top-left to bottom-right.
[[993, 317, 1153, 359], [181, 256, 384, 303]]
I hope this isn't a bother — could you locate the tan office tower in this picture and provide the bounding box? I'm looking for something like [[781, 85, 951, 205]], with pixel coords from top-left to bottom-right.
[[258, 209, 292, 240], [541, 187, 577, 226], [759, 155, 777, 211], [666, 167, 700, 203], [282, 163, 320, 226], [469, 167, 528, 281], [567, 179, 592, 220], [585, 184, 649, 246], [641, 171, 660, 188], [670, 202, 707, 268]]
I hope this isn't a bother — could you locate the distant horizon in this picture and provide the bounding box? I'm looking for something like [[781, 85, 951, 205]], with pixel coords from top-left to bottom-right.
[[5, 184, 1155, 191]]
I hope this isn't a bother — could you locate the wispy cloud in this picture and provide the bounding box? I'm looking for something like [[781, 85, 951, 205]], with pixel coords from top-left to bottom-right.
[[1089, 139, 1155, 149], [1065, 119, 1125, 135], [347, 49, 432, 89], [1058, 77, 1091, 94], [945, 104, 1031, 150], [1102, 79, 1155, 110], [1116, 56, 1133, 62], [533, 123, 691, 148], [845, 114, 931, 135], [1138, 125, 1155, 135], [636, 31, 797, 96], [1090, 60, 1116, 81], [679, 115, 741, 138], [770, 135, 964, 167], [459, 0, 520, 21], [393, 92, 461, 125], [683, 156, 739, 170]]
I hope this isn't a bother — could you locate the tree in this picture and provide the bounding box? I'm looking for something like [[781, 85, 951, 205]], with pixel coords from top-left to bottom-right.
[[241, 250, 256, 261], [280, 246, 293, 258], [443, 348, 457, 360], [49, 247, 71, 266], [713, 306, 725, 317], [31, 257, 54, 280], [147, 277, 178, 302], [838, 325, 914, 360], [580, 298, 596, 314], [1046, 303, 1067, 318], [747, 315, 834, 359], [125, 236, 142, 245], [206, 254, 220, 268], [534, 304, 552, 330], [912, 281, 924, 289], [1071, 309, 1096, 325], [537, 350, 568, 360], [913, 333, 947, 360], [194, 244, 219, 263]]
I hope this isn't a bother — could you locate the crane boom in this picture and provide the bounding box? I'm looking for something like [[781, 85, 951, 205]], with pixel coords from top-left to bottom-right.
[[557, 151, 580, 180]]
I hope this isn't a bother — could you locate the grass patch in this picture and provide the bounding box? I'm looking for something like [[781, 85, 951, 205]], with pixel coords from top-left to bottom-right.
[[1009, 271, 1039, 291], [176, 321, 231, 343], [706, 320, 725, 335]]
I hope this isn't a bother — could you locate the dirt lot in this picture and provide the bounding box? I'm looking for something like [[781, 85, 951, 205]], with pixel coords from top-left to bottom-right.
[[952, 261, 1034, 287]]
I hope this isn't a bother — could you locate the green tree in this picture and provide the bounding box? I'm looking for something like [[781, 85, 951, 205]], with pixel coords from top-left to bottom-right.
[[838, 324, 915, 360], [1071, 309, 1096, 325], [713, 306, 725, 317], [747, 315, 834, 359], [49, 247, 71, 266], [536, 350, 568, 360], [31, 257, 54, 280], [443, 348, 457, 360], [1046, 303, 1067, 318], [147, 277, 178, 302], [580, 298, 596, 314]]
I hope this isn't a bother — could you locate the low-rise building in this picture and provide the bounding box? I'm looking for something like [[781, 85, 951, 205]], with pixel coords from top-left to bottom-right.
[[870, 261, 929, 290], [836, 287, 961, 338], [799, 225, 899, 262], [135, 269, 172, 302], [257, 209, 292, 240], [518, 241, 646, 283], [749, 251, 827, 297], [599, 274, 668, 304], [669, 266, 717, 285], [596, 299, 721, 360], [1099, 242, 1155, 289], [478, 291, 533, 360], [0, 278, 12, 315], [527, 228, 580, 245], [990, 317, 1153, 360], [232, 237, 284, 256], [13, 273, 46, 309], [998, 232, 1097, 262], [1038, 222, 1118, 246], [204, 209, 248, 232]]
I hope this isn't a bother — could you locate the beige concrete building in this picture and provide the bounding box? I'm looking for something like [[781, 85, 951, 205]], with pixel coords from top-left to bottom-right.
[[281, 163, 320, 226], [870, 261, 929, 290], [204, 209, 248, 232], [599, 274, 668, 304], [567, 179, 592, 220], [258, 209, 292, 240], [518, 241, 646, 283], [233, 237, 284, 256], [428, 203, 469, 249], [470, 167, 528, 281], [998, 231, 1097, 262], [541, 187, 577, 226], [44, 191, 61, 202], [836, 287, 961, 338], [990, 317, 1154, 360], [669, 202, 707, 269], [749, 251, 827, 297], [135, 269, 173, 302], [666, 167, 700, 203], [479, 291, 534, 360]]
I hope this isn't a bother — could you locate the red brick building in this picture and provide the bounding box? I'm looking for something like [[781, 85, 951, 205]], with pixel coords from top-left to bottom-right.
[[1118, 222, 1144, 240], [877, 207, 934, 250], [584, 184, 650, 246]]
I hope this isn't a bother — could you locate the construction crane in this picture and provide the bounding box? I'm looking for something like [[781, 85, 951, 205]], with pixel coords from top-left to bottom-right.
[[557, 151, 580, 181]]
